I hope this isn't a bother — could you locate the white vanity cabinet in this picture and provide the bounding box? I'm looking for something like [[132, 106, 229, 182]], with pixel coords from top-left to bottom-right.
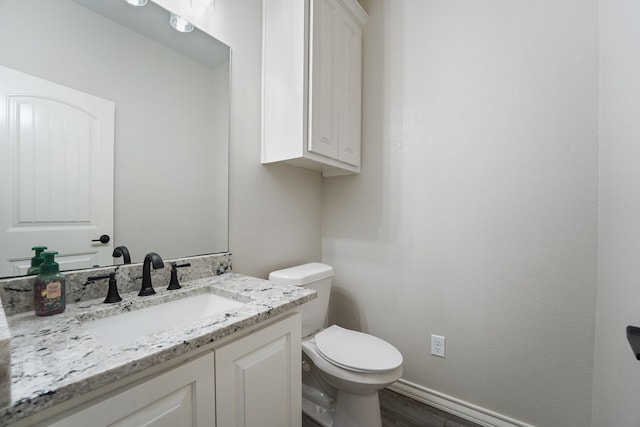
[[11, 313, 301, 427], [262, 0, 368, 177], [216, 311, 302, 427], [45, 352, 215, 427]]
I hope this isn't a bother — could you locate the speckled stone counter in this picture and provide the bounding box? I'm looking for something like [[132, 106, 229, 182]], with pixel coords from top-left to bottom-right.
[[0, 268, 315, 426], [0, 302, 9, 410]]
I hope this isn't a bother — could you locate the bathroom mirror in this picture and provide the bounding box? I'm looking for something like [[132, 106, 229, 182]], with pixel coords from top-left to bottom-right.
[[0, 0, 229, 276]]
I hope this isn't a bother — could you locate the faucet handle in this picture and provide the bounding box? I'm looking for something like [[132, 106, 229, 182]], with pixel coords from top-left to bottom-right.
[[87, 272, 122, 304], [168, 263, 191, 290]]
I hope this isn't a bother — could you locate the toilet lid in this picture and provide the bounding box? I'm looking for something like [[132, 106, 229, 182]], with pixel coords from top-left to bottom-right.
[[314, 325, 403, 373]]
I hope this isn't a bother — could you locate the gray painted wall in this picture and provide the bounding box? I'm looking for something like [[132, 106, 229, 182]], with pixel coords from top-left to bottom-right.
[[324, 1, 599, 426]]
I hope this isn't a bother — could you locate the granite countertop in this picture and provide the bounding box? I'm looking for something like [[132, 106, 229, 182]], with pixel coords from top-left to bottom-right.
[[0, 273, 315, 426]]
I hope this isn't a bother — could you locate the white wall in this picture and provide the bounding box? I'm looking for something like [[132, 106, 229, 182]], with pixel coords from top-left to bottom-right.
[[156, 0, 324, 277], [323, 1, 599, 426], [593, 1, 640, 425]]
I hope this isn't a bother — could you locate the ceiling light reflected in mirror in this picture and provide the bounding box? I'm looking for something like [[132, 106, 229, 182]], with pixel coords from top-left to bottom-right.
[[123, 0, 208, 35], [124, 0, 147, 6], [169, 13, 194, 32]]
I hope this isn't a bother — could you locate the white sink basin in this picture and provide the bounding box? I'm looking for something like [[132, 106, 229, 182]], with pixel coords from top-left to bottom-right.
[[82, 293, 245, 347]]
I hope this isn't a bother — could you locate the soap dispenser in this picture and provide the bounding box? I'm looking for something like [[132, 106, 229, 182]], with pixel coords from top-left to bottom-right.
[[33, 251, 66, 316], [27, 246, 48, 275]]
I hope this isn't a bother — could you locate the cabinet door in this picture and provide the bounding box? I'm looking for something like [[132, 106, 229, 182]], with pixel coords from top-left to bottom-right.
[[308, 0, 362, 167], [215, 313, 301, 427], [309, 0, 340, 161], [336, 4, 362, 167], [46, 352, 215, 427]]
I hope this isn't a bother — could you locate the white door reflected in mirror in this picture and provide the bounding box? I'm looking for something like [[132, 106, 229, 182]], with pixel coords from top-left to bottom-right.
[[0, 65, 115, 276]]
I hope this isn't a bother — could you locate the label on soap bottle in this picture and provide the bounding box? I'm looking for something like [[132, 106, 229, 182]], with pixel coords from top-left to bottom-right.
[[34, 278, 66, 316], [46, 281, 62, 299]]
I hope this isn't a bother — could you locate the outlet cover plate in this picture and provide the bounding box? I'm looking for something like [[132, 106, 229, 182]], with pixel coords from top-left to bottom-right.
[[431, 334, 445, 358]]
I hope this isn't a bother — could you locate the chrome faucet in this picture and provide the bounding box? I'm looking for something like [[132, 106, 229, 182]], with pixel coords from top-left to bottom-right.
[[139, 252, 164, 296]]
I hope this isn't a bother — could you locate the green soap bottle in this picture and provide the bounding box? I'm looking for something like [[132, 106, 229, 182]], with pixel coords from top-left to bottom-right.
[[34, 251, 66, 316], [27, 246, 48, 275]]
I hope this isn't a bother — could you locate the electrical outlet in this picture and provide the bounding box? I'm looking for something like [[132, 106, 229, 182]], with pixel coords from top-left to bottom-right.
[[431, 335, 446, 358]]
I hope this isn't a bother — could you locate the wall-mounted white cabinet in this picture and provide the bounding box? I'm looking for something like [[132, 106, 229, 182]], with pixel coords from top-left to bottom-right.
[[262, 0, 368, 177]]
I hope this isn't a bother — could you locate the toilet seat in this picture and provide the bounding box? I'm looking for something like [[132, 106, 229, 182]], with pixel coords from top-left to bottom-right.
[[314, 325, 403, 373]]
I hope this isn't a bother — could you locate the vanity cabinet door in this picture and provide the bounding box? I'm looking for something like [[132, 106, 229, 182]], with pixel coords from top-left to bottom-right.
[[45, 352, 215, 427], [215, 313, 301, 427]]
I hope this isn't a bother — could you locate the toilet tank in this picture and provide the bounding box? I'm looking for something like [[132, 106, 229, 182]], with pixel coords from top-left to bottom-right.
[[268, 263, 334, 337]]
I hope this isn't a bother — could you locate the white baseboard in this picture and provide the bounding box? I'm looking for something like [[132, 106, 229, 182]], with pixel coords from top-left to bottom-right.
[[387, 379, 535, 427]]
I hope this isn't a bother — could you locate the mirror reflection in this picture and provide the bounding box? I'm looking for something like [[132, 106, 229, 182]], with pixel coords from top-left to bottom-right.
[[0, 0, 230, 277]]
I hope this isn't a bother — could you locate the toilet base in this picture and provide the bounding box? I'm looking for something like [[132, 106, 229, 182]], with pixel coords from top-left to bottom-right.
[[301, 388, 383, 427], [302, 396, 334, 427], [334, 390, 382, 427], [302, 382, 334, 426]]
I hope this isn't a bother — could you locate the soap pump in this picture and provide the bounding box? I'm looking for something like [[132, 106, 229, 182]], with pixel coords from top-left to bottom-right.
[[33, 251, 66, 316], [27, 246, 48, 275]]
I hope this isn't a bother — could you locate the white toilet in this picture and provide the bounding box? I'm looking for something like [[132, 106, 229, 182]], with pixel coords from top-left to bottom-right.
[[269, 263, 403, 427]]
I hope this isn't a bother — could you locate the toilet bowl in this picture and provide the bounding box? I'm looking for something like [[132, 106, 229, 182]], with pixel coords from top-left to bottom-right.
[[269, 263, 403, 427], [302, 326, 403, 427]]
